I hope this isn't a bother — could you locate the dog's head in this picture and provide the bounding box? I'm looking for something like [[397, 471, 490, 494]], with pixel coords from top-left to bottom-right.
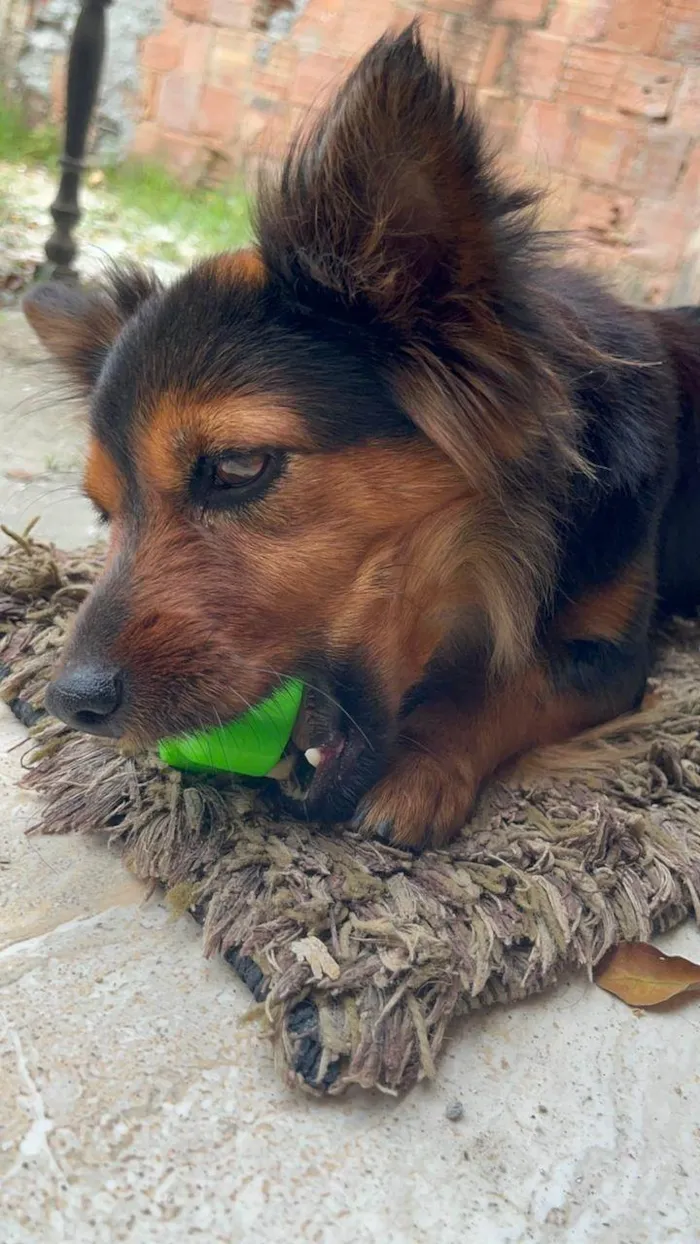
[[23, 27, 569, 819]]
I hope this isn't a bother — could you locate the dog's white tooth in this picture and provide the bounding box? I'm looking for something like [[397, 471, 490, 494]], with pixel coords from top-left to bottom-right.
[[305, 747, 323, 769]]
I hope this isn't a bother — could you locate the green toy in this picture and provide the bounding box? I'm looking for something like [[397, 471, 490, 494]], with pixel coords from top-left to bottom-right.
[[158, 678, 303, 777]]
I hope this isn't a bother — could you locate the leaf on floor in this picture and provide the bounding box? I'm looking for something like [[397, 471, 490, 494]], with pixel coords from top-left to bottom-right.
[[595, 942, 700, 1007]]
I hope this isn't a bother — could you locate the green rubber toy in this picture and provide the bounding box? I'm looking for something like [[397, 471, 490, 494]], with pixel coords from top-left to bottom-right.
[[158, 678, 303, 777]]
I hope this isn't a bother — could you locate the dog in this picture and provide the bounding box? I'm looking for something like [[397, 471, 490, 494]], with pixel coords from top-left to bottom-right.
[[23, 26, 700, 849]]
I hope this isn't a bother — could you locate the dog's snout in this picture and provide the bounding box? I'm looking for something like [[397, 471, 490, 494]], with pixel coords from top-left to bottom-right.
[[46, 665, 124, 735]]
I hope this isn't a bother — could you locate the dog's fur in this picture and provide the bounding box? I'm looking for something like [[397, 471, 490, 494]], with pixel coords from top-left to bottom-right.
[[23, 27, 700, 847]]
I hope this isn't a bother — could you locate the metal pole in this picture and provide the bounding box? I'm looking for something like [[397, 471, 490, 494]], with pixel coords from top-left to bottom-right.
[[40, 0, 113, 282]]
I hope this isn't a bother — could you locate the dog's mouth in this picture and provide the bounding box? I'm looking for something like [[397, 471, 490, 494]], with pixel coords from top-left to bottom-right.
[[278, 667, 389, 822], [48, 652, 390, 824]]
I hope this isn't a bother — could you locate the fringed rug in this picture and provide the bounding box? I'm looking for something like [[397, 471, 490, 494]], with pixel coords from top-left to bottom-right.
[[1, 526, 699, 1095]]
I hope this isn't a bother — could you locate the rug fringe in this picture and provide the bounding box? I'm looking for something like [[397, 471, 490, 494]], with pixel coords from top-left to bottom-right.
[[2, 531, 699, 1094]]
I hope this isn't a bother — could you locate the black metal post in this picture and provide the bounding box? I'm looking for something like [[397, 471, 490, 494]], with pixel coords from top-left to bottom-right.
[[40, 0, 113, 282]]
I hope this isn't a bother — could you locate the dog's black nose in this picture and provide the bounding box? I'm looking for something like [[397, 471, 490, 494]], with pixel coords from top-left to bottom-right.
[[46, 666, 124, 735]]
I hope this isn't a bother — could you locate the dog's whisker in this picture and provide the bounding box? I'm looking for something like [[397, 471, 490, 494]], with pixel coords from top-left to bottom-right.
[[0, 383, 86, 434], [233, 661, 375, 751], [10, 488, 85, 528]]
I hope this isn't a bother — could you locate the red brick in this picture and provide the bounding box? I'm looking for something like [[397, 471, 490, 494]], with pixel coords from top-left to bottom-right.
[[567, 242, 627, 286], [572, 109, 639, 184], [438, 13, 474, 63], [417, 8, 445, 51], [210, 29, 256, 89], [307, 0, 345, 22], [449, 22, 492, 88], [495, 149, 527, 187], [249, 66, 292, 103], [265, 40, 299, 80], [672, 243, 700, 305], [570, 186, 635, 239], [611, 258, 673, 308], [615, 56, 681, 119], [548, 0, 610, 41], [558, 46, 623, 107], [618, 129, 691, 197], [336, 8, 400, 58], [514, 99, 571, 169], [249, 110, 293, 159], [140, 69, 162, 121], [292, 26, 322, 58], [289, 52, 348, 108], [515, 32, 567, 100], [197, 84, 240, 140], [248, 39, 298, 100], [131, 122, 161, 158], [630, 201, 690, 269], [491, 0, 547, 21], [293, 0, 345, 53], [182, 22, 213, 74], [210, 0, 251, 26], [172, 0, 210, 19], [132, 123, 212, 184], [141, 18, 187, 74], [240, 101, 272, 146], [157, 70, 202, 132], [158, 132, 211, 184], [478, 92, 522, 151], [675, 141, 700, 208], [276, 102, 316, 154], [672, 67, 700, 133], [477, 25, 511, 90], [605, 0, 664, 53], [538, 172, 580, 230], [420, 0, 481, 8], [656, 1, 700, 62], [641, 273, 676, 307]]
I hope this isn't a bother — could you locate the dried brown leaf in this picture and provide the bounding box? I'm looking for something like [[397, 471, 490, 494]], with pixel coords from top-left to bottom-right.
[[595, 942, 700, 1007]]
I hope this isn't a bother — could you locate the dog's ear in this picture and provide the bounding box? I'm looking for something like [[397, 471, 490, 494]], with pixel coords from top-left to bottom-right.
[[256, 24, 535, 333], [255, 25, 568, 484], [23, 266, 160, 391]]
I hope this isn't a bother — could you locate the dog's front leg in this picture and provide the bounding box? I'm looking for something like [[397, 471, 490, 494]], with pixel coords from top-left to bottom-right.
[[353, 639, 649, 849]]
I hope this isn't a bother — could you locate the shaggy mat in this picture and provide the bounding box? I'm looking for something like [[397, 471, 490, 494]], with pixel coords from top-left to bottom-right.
[[1, 526, 699, 1095]]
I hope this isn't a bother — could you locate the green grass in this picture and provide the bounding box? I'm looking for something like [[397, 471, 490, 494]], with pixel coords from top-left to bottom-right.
[[101, 161, 251, 253], [0, 95, 59, 165], [0, 94, 251, 255]]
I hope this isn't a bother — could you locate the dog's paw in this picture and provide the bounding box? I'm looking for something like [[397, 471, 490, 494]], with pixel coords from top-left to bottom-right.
[[352, 748, 476, 849]]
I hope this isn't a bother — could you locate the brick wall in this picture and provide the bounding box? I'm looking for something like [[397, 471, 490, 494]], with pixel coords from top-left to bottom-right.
[[103, 2, 700, 302]]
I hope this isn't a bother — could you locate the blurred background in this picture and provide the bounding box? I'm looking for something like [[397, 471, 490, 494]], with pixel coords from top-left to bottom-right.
[[0, 0, 698, 303]]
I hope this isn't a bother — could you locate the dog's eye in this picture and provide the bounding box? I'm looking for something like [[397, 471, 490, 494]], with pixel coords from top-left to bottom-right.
[[212, 453, 270, 488], [192, 450, 282, 509]]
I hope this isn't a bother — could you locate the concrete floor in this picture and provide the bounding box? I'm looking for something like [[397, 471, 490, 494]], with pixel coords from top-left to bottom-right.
[[1, 309, 699, 1244]]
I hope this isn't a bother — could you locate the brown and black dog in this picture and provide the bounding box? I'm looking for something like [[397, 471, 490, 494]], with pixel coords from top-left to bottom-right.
[[23, 27, 700, 848]]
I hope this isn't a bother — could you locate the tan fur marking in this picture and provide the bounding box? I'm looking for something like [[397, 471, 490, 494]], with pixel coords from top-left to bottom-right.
[[139, 395, 313, 495], [557, 562, 647, 642], [208, 248, 266, 286], [83, 438, 123, 517]]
